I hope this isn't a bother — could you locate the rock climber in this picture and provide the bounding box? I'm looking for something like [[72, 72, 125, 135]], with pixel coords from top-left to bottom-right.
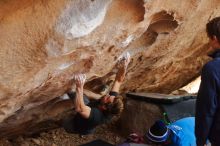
[[62, 53, 131, 135]]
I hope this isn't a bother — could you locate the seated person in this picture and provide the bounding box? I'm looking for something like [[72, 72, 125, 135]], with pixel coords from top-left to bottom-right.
[[62, 54, 130, 135], [146, 117, 196, 146]]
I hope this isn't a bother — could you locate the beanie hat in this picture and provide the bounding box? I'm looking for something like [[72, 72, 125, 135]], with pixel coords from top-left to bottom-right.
[[146, 120, 169, 143]]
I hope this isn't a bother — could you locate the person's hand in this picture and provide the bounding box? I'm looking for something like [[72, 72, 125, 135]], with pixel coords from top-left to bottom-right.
[[74, 74, 86, 90], [116, 52, 131, 69], [116, 52, 131, 82]]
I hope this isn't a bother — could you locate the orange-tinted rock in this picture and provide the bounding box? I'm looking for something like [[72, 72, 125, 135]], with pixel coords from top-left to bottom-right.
[[117, 99, 162, 136], [0, 0, 219, 137]]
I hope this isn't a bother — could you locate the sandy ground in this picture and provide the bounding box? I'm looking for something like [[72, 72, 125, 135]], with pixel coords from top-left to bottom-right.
[[0, 121, 125, 146]]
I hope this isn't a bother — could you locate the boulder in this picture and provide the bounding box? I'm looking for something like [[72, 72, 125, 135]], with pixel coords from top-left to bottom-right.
[[117, 99, 162, 136], [0, 0, 220, 137]]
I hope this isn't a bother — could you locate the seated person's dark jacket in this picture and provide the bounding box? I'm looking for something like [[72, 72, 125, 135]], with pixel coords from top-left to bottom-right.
[[62, 91, 117, 135]]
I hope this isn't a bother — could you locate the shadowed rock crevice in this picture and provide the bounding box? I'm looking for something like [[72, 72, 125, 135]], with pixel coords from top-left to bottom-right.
[[125, 10, 179, 57], [148, 11, 179, 34]]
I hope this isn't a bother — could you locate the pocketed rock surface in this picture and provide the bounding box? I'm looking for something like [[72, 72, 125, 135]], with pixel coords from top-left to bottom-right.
[[1, 0, 220, 137]]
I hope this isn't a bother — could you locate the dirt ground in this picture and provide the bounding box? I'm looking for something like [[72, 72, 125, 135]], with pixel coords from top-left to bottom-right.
[[0, 121, 125, 146]]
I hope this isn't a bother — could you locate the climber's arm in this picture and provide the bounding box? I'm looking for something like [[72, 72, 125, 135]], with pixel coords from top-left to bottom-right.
[[74, 74, 91, 119], [111, 53, 130, 93]]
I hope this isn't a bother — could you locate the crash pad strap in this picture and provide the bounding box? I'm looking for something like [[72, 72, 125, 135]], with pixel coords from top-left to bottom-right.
[[161, 99, 196, 123]]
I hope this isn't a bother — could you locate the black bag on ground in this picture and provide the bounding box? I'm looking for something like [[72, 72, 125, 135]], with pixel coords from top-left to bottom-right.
[[126, 92, 196, 123]]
